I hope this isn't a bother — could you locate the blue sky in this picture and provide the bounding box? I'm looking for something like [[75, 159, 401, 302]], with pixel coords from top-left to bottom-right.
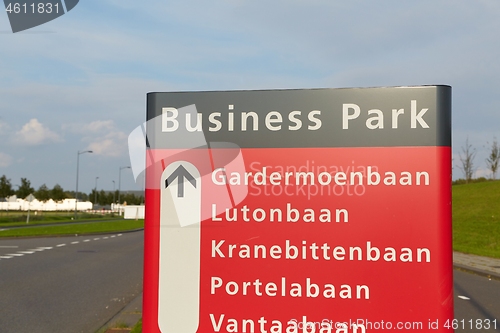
[[1, 0, 500, 194]]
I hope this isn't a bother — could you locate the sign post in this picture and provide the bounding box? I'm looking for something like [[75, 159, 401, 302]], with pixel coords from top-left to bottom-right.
[[143, 86, 453, 332], [26, 193, 35, 224]]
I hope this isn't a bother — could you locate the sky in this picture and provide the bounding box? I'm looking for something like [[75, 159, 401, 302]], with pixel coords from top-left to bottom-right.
[[1, 0, 500, 194]]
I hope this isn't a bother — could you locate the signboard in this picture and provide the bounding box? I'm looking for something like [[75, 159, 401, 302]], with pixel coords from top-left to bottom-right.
[[143, 86, 453, 332], [25, 193, 35, 202]]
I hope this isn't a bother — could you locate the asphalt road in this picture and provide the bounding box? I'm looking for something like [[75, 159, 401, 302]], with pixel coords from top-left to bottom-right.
[[454, 269, 500, 332], [0, 230, 143, 333]]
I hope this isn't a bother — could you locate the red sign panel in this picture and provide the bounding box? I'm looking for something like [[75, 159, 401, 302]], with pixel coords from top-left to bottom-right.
[[143, 87, 453, 332]]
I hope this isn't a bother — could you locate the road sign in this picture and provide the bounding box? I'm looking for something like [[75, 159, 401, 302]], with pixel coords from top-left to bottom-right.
[[143, 86, 453, 332], [25, 194, 35, 202]]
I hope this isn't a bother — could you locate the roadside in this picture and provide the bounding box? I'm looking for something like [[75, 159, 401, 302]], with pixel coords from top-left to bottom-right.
[[453, 251, 500, 280], [0, 219, 144, 237], [97, 293, 143, 333], [0, 211, 122, 228], [0, 218, 123, 229]]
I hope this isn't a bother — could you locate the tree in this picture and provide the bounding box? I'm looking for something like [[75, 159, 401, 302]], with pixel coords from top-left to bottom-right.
[[89, 189, 96, 205], [89, 189, 101, 206], [120, 192, 143, 205], [67, 190, 88, 201], [80, 192, 89, 201], [51, 184, 66, 201], [486, 138, 500, 179], [98, 189, 108, 205], [458, 138, 476, 184], [35, 184, 51, 202], [16, 177, 34, 199], [0, 175, 14, 198]]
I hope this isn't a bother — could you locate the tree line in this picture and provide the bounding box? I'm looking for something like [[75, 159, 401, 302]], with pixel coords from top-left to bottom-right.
[[457, 137, 500, 184], [0, 175, 144, 205]]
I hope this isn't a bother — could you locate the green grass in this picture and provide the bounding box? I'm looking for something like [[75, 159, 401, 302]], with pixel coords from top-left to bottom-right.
[[0, 219, 144, 237], [130, 319, 142, 333], [453, 180, 500, 258], [0, 211, 121, 227]]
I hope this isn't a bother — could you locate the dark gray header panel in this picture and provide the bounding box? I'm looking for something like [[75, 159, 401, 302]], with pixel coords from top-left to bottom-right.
[[146, 86, 451, 149]]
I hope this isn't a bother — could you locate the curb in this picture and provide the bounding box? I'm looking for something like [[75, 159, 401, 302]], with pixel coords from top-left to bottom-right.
[[0, 218, 124, 229], [453, 263, 500, 281], [0, 228, 144, 240], [98, 292, 143, 333]]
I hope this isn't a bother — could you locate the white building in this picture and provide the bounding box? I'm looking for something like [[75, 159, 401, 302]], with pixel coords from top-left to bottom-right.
[[0, 195, 93, 211], [123, 205, 145, 219]]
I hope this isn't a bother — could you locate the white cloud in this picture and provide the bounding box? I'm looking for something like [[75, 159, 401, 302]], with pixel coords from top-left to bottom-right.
[[13, 119, 62, 146], [0, 152, 13, 167], [72, 119, 128, 157], [86, 131, 128, 157], [85, 120, 115, 132], [63, 120, 115, 134]]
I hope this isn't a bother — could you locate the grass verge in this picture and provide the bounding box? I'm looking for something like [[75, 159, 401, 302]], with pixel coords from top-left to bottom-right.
[[0, 211, 122, 227], [453, 180, 500, 258], [0, 219, 144, 237], [130, 319, 142, 333]]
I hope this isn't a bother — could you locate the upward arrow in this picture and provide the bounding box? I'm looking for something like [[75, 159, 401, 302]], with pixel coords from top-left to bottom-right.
[[165, 165, 197, 198]]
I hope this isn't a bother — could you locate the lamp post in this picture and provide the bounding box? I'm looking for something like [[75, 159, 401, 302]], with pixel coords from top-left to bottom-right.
[[112, 180, 116, 211], [118, 166, 131, 215], [94, 176, 99, 207], [74, 150, 92, 220]]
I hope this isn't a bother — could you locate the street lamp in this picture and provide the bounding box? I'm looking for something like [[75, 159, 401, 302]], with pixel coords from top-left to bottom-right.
[[94, 176, 99, 207], [74, 150, 92, 220], [112, 180, 116, 211], [118, 166, 131, 214]]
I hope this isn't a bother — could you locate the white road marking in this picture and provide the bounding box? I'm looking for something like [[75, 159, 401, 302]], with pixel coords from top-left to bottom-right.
[[458, 295, 470, 300], [0, 233, 121, 261]]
